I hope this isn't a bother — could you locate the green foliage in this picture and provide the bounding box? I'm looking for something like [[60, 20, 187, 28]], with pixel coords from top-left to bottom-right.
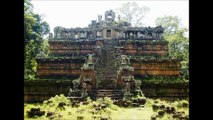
[[166, 29, 189, 80], [116, 2, 150, 27], [97, 97, 119, 110], [24, 0, 50, 80], [173, 100, 189, 108], [24, 94, 71, 120], [42, 94, 70, 111], [155, 15, 181, 34], [155, 15, 189, 80], [24, 96, 188, 120], [40, 39, 50, 56]]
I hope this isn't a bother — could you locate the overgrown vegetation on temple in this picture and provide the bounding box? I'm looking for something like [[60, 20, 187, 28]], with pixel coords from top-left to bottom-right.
[[24, 1, 189, 119], [24, 94, 189, 120], [24, 0, 50, 80], [24, 1, 189, 81], [156, 15, 189, 80]]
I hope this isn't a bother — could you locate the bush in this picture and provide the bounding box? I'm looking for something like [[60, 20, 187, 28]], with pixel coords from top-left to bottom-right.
[[24, 95, 189, 120], [42, 94, 71, 111], [174, 100, 189, 108]]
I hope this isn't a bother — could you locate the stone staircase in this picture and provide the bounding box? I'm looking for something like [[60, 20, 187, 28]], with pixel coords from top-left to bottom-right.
[[95, 40, 118, 89], [94, 40, 122, 99], [96, 90, 121, 100]]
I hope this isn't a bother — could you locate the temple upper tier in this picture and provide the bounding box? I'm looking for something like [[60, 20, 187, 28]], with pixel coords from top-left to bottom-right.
[[49, 10, 164, 40]]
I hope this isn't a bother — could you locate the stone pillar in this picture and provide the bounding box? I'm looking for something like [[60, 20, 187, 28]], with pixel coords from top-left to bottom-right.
[[67, 32, 70, 39], [159, 33, 163, 39], [134, 32, 138, 38], [156, 32, 159, 39], [130, 32, 133, 38], [78, 32, 81, 39], [72, 32, 75, 39], [137, 32, 140, 38], [145, 33, 148, 39], [153, 32, 156, 39], [85, 32, 88, 39], [83, 32, 86, 38], [142, 33, 145, 39], [75, 33, 78, 39], [65, 32, 69, 39]]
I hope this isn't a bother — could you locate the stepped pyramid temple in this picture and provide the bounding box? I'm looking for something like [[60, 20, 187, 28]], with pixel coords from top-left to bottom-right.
[[34, 10, 182, 100]]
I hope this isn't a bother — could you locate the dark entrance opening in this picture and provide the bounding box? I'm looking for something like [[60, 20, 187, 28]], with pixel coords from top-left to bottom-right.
[[106, 30, 111, 37]]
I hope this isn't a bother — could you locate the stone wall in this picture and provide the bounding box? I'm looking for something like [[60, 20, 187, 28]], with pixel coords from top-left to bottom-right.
[[24, 80, 73, 102], [119, 40, 168, 56], [48, 40, 168, 56], [36, 40, 179, 79], [24, 80, 189, 102], [131, 59, 180, 77], [49, 40, 103, 56], [141, 81, 189, 100], [36, 58, 85, 79]]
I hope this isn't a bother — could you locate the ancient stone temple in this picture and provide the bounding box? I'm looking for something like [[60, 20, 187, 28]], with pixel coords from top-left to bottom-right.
[[35, 10, 180, 100]]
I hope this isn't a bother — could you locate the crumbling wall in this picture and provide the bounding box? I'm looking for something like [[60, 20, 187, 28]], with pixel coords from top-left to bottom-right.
[[24, 80, 189, 102], [24, 80, 73, 102]]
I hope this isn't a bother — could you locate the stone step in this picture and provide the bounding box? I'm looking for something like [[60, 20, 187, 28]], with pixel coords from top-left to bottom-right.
[[95, 40, 119, 91], [96, 94, 120, 98], [101, 79, 116, 82], [101, 75, 117, 78], [96, 75, 115, 78], [96, 90, 121, 99], [97, 71, 116, 74], [96, 93, 119, 96], [102, 73, 117, 76], [98, 69, 116, 72], [96, 70, 117, 74], [101, 77, 117, 79], [97, 74, 117, 77], [97, 89, 119, 92], [96, 92, 120, 95]]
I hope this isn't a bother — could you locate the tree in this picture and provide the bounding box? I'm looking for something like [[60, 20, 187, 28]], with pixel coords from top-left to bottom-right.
[[24, 0, 50, 80], [155, 15, 181, 34], [155, 15, 189, 80], [116, 2, 150, 27]]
